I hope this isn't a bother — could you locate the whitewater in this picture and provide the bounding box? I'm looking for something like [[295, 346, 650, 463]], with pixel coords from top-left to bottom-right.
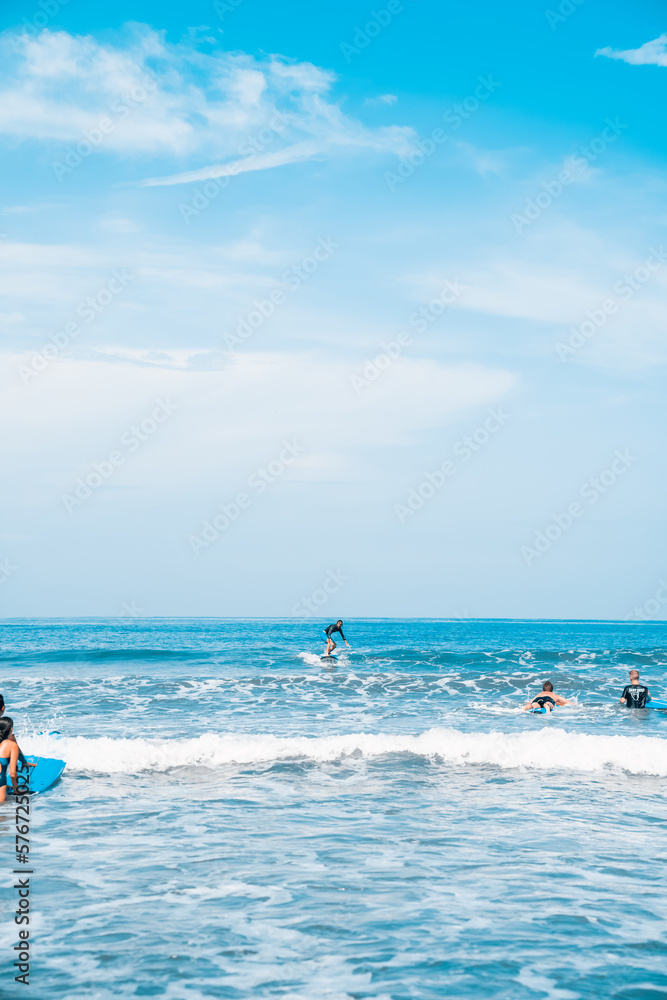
[[24, 727, 667, 777], [1, 617, 666, 999]]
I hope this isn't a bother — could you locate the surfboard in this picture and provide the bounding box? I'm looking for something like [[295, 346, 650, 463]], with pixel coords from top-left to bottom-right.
[[321, 655, 338, 663], [614, 698, 667, 710], [529, 706, 555, 714], [7, 755, 66, 795]]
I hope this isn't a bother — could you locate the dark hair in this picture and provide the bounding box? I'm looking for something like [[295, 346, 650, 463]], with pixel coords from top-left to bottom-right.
[[0, 694, 4, 709], [542, 681, 554, 692], [337, 620, 343, 624], [0, 717, 13, 741]]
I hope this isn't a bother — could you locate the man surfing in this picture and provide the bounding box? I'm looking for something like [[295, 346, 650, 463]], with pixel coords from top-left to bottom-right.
[[619, 669, 651, 708], [522, 680, 572, 713], [323, 620, 350, 657]]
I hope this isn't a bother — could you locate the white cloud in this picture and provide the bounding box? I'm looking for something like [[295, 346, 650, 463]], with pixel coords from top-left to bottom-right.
[[454, 141, 506, 177], [596, 35, 667, 67], [1, 202, 61, 214], [0, 351, 517, 492], [0, 26, 414, 180], [364, 94, 398, 106], [0, 312, 24, 328], [98, 217, 141, 234], [405, 222, 667, 368]]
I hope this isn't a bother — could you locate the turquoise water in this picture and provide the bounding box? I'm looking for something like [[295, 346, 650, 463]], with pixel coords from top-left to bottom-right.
[[1, 618, 666, 998]]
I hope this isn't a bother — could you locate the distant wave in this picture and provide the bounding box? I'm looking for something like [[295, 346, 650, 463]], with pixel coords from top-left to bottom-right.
[[3, 646, 667, 668], [367, 648, 667, 668], [22, 727, 667, 777], [0, 648, 220, 665]]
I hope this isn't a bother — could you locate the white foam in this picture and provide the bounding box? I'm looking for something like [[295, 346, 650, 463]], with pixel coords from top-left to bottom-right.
[[298, 652, 326, 667], [20, 726, 667, 778], [297, 651, 349, 668]]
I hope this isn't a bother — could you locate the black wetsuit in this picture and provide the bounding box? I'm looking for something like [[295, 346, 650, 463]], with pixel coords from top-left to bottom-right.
[[620, 684, 650, 708], [533, 695, 556, 709], [323, 623, 346, 641]]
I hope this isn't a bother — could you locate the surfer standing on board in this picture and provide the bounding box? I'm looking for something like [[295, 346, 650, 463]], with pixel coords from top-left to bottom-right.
[[323, 621, 350, 657]]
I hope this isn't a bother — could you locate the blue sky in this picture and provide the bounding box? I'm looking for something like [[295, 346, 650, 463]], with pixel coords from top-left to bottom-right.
[[1, 0, 666, 618]]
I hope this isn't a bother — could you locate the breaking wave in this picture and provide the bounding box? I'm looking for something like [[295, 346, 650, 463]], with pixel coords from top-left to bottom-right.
[[22, 726, 667, 778]]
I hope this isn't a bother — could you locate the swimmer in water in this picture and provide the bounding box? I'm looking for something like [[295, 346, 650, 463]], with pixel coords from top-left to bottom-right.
[[522, 680, 573, 713], [0, 717, 20, 802], [0, 694, 35, 768], [619, 669, 651, 708]]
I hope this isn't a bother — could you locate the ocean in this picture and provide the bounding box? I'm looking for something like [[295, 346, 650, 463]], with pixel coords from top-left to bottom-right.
[[1, 618, 666, 999]]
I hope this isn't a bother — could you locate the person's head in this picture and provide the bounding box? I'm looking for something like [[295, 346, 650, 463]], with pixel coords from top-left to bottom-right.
[[0, 717, 13, 741], [629, 669, 640, 682], [542, 681, 554, 692], [337, 620, 343, 626]]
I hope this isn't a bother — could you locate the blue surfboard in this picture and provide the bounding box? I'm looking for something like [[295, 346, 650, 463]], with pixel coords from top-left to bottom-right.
[[614, 698, 667, 711], [7, 755, 66, 795]]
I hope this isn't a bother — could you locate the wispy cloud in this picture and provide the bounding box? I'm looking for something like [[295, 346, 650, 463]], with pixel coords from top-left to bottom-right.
[[0, 26, 414, 182], [0, 311, 24, 328], [1, 202, 61, 214], [596, 34, 667, 67], [364, 94, 398, 106]]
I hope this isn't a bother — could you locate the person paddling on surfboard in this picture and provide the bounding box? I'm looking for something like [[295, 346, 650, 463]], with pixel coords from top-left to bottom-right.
[[323, 621, 350, 657], [0, 717, 20, 802], [0, 694, 35, 768], [619, 670, 651, 708], [522, 680, 572, 713]]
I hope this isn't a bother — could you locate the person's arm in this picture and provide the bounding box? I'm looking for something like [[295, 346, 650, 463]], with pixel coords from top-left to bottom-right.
[[10, 734, 35, 767], [619, 686, 628, 704], [554, 695, 572, 705], [9, 743, 19, 795], [339, 628, 349, 645]]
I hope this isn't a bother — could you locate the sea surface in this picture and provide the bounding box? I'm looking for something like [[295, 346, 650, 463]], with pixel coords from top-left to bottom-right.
[[1, 618, 666, 999]]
